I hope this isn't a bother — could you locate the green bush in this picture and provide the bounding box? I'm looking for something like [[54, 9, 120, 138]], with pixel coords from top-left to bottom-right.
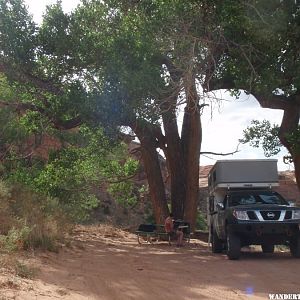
[[196, 211, 208, 231]]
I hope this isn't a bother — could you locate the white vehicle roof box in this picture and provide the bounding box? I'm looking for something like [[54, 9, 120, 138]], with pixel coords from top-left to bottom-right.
[[208, 159, 279, 190]]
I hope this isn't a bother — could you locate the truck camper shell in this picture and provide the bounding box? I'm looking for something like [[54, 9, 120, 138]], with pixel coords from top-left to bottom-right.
[[208, 159, 279, 191]]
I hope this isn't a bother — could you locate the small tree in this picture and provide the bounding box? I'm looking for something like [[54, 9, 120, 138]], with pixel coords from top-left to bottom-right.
[[241, 119, 300, 168]]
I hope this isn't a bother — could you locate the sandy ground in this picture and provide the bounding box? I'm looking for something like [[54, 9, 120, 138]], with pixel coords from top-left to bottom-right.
[[0, 224, 299, 300]]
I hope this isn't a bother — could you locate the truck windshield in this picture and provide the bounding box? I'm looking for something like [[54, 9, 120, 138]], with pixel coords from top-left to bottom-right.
[[228, 191, 288, 206]]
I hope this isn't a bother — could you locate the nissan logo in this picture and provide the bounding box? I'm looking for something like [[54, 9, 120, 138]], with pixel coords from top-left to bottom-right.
[[267, 212, 275, 218]]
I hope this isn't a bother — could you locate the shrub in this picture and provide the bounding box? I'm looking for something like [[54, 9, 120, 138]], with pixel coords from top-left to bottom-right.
[[0, 255, 37, 279], [14, 261, 36, 279], [0, 181, 71, 252], [196, 211, 208, 231], [0, 226, 31, 252]]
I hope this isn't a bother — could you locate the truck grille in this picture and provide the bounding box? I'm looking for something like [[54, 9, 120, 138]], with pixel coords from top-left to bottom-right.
[[247, 211, 258, 220], [284, 211, 292, 220], [260, 211, 281, 221]]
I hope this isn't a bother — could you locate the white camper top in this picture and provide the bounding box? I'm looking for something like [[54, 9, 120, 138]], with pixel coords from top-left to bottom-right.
[[208, 159, 279, 190]]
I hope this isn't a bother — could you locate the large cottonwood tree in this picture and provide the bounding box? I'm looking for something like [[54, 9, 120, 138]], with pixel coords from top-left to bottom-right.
[[1, 0, 299, 229], [1, 0, 229, 228]]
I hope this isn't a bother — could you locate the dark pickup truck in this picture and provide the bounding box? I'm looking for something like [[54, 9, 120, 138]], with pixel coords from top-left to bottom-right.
[[209, 189, 300, 260]]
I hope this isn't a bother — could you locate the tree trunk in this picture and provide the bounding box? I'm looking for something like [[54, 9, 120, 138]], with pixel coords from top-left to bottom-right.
[[161, 109, 186, 220], [132, 121, 169, 224], [278, 105, 300, 189], [181, 78, 201, 230], [293, 154, 300, 189]]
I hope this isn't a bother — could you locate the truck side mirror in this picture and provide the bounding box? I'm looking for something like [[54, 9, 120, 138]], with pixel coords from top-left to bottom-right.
[[288, 200, 295, 207], [217, 202, 224, 210]]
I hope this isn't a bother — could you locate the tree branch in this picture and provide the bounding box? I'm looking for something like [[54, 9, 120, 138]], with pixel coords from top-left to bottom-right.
[[200, 144, 240, 156], [251, 92, 293, 110], [207, 77, 298, 112], [0, 60, 62, 96], [0, 99, 82, 130], [106, 173, 138, 184]]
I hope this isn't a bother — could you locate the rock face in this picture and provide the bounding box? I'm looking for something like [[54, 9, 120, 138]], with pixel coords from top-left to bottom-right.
[[24, 134, 62, 160], [274, 171, 300, 206], [199, 165, 213, 214]]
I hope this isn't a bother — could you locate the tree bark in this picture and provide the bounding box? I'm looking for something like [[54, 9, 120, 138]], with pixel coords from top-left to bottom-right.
[[131, 121, 169, 224], [161, 108, 186, 220], [278, 105, 300, 188], [158, 57, 186, 220], [293, 154, 300, 190], [181, 78, 201, 230]]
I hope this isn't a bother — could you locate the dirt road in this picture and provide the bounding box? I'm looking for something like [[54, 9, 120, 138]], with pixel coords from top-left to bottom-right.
[[1, 225, 299, 299]]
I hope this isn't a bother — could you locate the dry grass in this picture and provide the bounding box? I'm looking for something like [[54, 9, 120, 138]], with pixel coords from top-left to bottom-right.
[[0, 181, 72, 253], [0, 253, 37, 280], [72, 224, 133, 243]]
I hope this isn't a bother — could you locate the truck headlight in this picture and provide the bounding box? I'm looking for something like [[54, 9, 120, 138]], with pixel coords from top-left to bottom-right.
[[233, 210, 249, 220], [292, 210, 300, 220]]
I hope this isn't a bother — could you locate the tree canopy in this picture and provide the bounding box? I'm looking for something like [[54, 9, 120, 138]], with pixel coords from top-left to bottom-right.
[[211, 0, 300, 187], [1, 0, 300, 227], [0, 73, 139, 222]]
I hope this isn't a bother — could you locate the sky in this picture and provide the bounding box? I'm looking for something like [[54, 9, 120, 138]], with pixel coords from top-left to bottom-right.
[[197, 91, 290, 171], [24, 0, 78, 23], [23, 0, 293, 171]]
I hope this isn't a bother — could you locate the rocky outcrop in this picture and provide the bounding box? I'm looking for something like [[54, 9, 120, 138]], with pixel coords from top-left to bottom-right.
[[274, 171, 300, 206]]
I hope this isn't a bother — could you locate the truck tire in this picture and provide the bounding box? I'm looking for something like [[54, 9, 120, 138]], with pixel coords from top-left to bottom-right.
[[290, 236, 300, 258], [211, 229, 223, 253], [226, 230, 241, 260], [261, 244, 275, 253]]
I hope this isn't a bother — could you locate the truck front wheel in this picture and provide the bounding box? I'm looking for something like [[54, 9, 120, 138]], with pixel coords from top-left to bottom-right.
[[226, 230, 241, 260], [211, 228, 223, 253], [290, 236, 300, 258]]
